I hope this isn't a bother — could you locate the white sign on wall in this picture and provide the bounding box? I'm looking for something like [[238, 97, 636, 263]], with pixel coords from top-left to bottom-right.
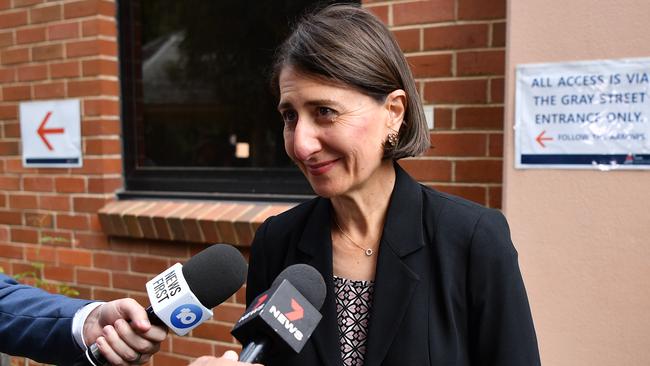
[[515, 58, 650, 169], [20, 99, 82, 168]]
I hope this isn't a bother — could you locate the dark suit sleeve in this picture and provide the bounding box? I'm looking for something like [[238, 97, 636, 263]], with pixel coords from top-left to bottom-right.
[[246, 217, 273, 307], [467, 209, 541, 366], [0, 273, 93, 365]]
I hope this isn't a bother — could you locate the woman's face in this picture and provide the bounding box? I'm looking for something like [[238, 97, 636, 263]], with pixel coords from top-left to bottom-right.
[[278, 67, 403, 198]]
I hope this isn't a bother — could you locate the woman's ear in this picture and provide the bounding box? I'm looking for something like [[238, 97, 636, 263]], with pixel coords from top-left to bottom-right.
[[385, 89, 407, 130]]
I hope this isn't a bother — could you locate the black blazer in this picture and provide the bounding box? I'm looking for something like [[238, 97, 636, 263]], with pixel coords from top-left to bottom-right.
[[246, 164, 541, 366]]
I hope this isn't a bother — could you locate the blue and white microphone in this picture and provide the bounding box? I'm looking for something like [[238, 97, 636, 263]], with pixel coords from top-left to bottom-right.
[[79, 244, 247, 366]]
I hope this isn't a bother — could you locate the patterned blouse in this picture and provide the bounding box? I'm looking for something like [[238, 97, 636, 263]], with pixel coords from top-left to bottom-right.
[[334, 276, 375, 366]]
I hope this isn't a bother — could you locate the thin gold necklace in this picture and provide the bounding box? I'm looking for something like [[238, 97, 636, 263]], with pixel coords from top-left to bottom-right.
[[333, 216, 374, 256]]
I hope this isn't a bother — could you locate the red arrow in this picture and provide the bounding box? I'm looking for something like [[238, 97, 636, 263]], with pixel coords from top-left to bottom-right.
[[536, 130, 553, 148], [284, 298, 304, 321], [37, 111, 64, 151], [253, 294, 268, 309]]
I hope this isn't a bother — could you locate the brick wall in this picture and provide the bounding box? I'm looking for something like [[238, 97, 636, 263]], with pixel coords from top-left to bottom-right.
[[0, 0, 506, 364]]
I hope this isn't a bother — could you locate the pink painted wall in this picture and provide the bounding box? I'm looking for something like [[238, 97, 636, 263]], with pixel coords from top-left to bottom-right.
[[503, 1, 650, 365]]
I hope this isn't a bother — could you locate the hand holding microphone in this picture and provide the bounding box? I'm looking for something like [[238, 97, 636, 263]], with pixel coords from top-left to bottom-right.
[[232, 264, 326, 363], [78, 244, 248, 366]]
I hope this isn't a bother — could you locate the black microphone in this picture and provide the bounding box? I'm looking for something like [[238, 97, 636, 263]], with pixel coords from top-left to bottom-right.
[[79, 244, 247, 366], [232, 264, 326, 363]]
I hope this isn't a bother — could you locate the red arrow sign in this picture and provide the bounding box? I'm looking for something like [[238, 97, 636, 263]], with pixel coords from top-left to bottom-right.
[[285, 298, 304, 321], [536, 130, 553, 148], [37, 111, 64, 151]]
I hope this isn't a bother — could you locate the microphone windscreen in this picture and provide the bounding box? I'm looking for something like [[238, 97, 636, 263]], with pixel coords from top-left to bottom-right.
[[271, 264, 326, 309], [182, 244, 247, 308]]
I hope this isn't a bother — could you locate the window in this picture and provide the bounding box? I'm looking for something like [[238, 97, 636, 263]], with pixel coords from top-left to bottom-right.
[[118, 0, 354, 201]]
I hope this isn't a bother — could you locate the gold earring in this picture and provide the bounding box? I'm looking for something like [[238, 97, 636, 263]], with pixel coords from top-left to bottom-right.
[[387, 132, 398, 147]]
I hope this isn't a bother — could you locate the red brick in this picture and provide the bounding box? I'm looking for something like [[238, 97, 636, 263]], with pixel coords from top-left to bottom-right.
[[82, 119, 120, 136], [429, 133, 488, 157], [3, 85, 31, 101], [459, 0, 506, 20], [11, 227, 39, 243], [9, 194, 38, 209], [432, 107, 452, 129], [0, 31, 13, 47], [17, 64, 48, 81], [151, 353, 189, 366], [33, 43, 63, 61], [58, 248, 92, 266], [0, 177, 20, 190], [394, 0, 454, 26], [73, 196, 109, 213], [50, 60, 80, 78], [492, 22, 506, 47], [78, 158, 122, 174], [130, 256, 168, 274], [488, 186, 502, 208], [25, 245, 56, 263], [21, 177, 53, 193], [68, 79, 119, 97], [48, 22, 79, 40], [0, 10, 28, 29], [75, 232, 109, 249], [64, 0, 115, 19], [16, 26, 46, 44], [423, 24, 489, 50], [0, 194, 6, 208], [0, 141, 19, 155], [490, 77, 504, 103], [34, 82, 65, 99], [112, 272, 148, 291], [83, 99, 119, 116], [14, 0, 43, 7], [430, 184, 486, 205], [398, 159, 452, 182], [171, 337, 214, 357], [0, 210, 22, 225], [88, 177, 123, 193], [30, 5, 61, 24], [5, 159, 38, 174], [456, 106, 504, 130], [489, 133, 503, 157], [0, 68, 15, 83], [76, 268, 110, 286], [82, 18, 116, 37], [407, 54, 452, 78], [66, 39, 117, 58], [24, 212, 53, 227], [424, 79, 488, 104], [82, 59, 118, 76], [94, 252, 129, 270], [213, 302, 245, 323], [55, 177, 86, 193], [393, 28, 420, 53], [190, 322, 234, 344], [0, 243, 24, 259], [93, 288, 129, 302], [39, 195, 71, 211], [457, 50, 505, 76], [84, 138, 121, 155], [57, 213, 89, 230], [43, 265, 74, 282], [455, 159, 503, 183], [366, 5, 388, 24], [40, 230, 72, 246], [1, 48, 29, 65]]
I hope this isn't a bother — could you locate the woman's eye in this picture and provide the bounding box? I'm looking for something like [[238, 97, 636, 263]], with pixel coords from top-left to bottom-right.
[[281, 110, 298, 124], [316, 107, 336, 120]]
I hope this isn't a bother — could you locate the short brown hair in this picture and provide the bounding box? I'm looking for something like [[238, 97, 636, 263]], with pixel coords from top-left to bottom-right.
[[272, 4, 430, 159]]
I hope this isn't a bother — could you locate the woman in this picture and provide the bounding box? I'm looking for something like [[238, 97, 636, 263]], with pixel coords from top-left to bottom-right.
[[246, 4, 540, 366]]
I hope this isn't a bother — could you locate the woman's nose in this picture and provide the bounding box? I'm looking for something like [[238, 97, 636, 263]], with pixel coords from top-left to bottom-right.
[[292, 119, 322, 161]]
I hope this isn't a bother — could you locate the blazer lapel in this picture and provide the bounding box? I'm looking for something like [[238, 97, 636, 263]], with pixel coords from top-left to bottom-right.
[[363, 164, 424, 366], [296, 198, 341, 366]]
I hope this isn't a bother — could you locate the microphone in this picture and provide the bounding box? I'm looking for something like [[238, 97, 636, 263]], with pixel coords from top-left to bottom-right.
[[80, 244, 247, 366], [231, 264, 326, 363]]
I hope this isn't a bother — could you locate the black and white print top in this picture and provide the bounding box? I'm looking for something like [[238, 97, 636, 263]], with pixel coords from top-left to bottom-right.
[[334, 275, 375, 366]]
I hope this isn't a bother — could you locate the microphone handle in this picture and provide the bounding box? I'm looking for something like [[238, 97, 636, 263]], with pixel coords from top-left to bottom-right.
[[74, 306, 165, 366], [239, 339, 268, 363]]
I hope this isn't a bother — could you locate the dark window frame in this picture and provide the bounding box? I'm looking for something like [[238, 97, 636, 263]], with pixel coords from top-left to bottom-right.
[[116, 0, 351, 202]]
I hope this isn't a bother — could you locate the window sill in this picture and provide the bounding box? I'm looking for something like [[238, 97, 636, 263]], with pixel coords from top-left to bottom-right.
[[98, 200, 296, 246]]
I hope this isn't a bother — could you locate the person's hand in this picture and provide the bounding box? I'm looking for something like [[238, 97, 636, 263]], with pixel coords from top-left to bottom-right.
[[189, 350, 263, 365], [83, 298, 168, 365]]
